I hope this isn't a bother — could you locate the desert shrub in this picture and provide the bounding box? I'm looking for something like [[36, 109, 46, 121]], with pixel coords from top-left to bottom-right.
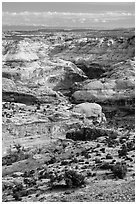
[[49, 172, 58, 184], [106, 153, 113, 159], [127, 141, 135, 151], [64, 170, 85, 188], [112, 162, 127, 179], [47, 156, 56, 165], [12, 183, 24, 201], [61, 160, 69, 165], [23, 170, 35, 178], [38, 169, 49, 179], [95, 158, 102, 164], [100, 147, 105, 153], [86, 170, 92, 177], [14, 143, 22, 153], [2, 152, 29, 166], [2, 154, 18, 166], [119, 136, 127, 144], [99, 162, 111, 170], [106, 137, 118, 147], [71, 157, 78, 163], [118, 144, 128, 157], [2, 144, 29, 166], [23, 178, 36, 187], [81, 150, 89, 159]]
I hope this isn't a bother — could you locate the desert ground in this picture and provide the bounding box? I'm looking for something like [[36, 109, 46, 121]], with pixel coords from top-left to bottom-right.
[[2, 28, 135, 202]]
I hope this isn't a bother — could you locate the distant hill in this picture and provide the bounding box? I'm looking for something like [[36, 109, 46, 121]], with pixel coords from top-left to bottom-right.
[[2, 25, 135, 32], [2, 25, 46, 31]]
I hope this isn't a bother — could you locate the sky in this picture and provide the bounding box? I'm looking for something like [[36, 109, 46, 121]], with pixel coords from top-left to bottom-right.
[[2, 2, 135, 29]]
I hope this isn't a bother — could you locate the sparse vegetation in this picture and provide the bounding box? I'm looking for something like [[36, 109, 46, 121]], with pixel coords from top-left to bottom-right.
[[64, 170, 85, 188], [118, 144, 128, 157], [2, 144, 30, 166], [112, 162, 127, 179], [12, 183, 24, 201]]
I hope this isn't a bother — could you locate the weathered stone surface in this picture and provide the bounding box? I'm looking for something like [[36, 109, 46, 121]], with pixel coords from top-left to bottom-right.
[[3, 39, 39, 62], [2, 76, 69, 105], [72, 102, 102, 118], [72, 58, 135, 104], [72, 57, 106, 79], [2, 39, 87, 103], [72, 78, 135, 103]]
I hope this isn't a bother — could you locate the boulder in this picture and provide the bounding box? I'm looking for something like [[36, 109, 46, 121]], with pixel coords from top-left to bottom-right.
[[72, 102, 102, 118]]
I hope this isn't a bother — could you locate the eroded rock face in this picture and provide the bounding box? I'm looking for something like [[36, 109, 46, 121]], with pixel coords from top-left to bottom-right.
[[72, 58, 135, 105], [2, 78, 39, 104], [3, 39, 40, 62], [2, 32, 135, 106], [2, 39, 87, 104], [72, 78, 135, 103], [2, 77, 65, 104], [72, 58, 106, 79]]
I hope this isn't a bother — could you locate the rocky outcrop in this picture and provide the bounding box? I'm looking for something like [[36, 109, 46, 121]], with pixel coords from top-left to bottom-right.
[[2, 78, 38, 104], [72, 102, 104, 123], [2, 78, 62, 104], [72, 78, 135, 103], [72, 58, 135, 106], [3, 39, 39, 62], [2, 70, 21, 81], [46, 59, 87, 95], [72, 58, 106, 79], [2, 59, 87, 103], [2, 38, 87, 103]]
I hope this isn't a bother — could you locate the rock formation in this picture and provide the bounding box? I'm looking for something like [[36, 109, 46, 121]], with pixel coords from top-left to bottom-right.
[[2, 28, 135, 202]]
